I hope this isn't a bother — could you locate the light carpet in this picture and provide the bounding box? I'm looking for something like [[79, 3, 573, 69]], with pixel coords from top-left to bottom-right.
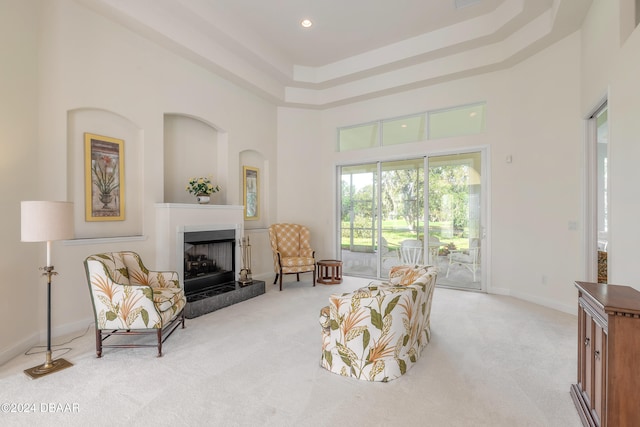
[[0, 275, 581, 426]]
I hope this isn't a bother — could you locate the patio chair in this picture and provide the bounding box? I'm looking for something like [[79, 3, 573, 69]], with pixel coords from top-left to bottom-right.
[[400, 239, 423, 265], [446, 238, 480, 282]]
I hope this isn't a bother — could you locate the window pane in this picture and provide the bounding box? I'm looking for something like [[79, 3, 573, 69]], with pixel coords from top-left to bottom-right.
[[382, 114, 425, 146], [339, 122, 379, 151], [340, 164, 378, 277], [428, 152, 482, 289], [428, 103, 486, 139]]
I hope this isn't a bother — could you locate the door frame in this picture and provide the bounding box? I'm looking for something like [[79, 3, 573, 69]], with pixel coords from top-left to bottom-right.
[[583, 99, 608, 282]]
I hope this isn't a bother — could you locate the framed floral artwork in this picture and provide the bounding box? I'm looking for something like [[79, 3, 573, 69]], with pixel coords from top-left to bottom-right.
[[84, 133, 125, 221], [243, 166, 258, 220]]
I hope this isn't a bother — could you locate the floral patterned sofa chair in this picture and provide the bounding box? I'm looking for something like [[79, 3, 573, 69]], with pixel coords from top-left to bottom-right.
[[268, 223, 316, 291], [319, 265, 437, 382], [83, 251, 186, 357]]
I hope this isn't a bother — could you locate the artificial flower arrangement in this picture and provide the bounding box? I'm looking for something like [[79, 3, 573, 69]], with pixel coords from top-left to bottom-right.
[[185, 176, 221, 196]]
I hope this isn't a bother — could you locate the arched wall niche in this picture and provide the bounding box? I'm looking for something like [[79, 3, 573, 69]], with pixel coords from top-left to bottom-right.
[[163, 114, 228, 204], [67, 108, 143, 238], [239, 149, 269, 230], [239, 148, 272, 279]]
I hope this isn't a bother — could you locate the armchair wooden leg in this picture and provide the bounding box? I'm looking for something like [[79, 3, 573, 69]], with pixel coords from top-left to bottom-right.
[[313, 266, 316, 287], [279, 271, 283, 291], [157, 329, 163, 357], [95, 327, 102, 358]]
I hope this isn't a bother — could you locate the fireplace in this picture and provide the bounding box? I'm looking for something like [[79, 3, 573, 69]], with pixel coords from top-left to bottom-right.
[[155, 204, 265, 319], [183, 228, 236, 298], [181, 226, 265, 319]]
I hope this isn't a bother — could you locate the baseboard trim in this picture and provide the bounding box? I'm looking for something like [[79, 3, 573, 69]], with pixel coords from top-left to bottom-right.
[[0, 317, 94, 368], [509, 290, 576, 315], [0, 333, 39, 367], [47, 317, 95, 342], [487, 286, 510, 296]]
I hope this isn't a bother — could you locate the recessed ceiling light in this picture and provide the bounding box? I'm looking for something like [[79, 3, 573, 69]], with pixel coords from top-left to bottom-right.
[[301, 19, 313, 28]]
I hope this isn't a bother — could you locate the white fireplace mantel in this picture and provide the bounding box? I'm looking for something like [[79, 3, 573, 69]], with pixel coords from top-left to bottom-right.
[[155, 203, 244, 279]]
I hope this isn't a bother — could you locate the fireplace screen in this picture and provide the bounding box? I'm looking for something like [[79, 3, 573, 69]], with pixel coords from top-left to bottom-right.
[[183, 229, 235, 295]]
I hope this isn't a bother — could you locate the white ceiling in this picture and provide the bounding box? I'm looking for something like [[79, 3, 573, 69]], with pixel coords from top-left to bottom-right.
[[201, 0, 511, 67], [79, 0, 593, 108]]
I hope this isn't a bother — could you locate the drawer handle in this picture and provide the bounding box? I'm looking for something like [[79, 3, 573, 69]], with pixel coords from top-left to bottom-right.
[[595, 350, 600, 360], [584, 337, 590, 347]]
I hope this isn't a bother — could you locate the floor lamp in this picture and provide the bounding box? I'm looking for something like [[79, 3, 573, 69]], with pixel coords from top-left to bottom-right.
[[20, 201, 74, 379]]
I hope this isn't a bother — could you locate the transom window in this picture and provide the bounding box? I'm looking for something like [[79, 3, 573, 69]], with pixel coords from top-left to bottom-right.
[[338, 102, 486, 152]]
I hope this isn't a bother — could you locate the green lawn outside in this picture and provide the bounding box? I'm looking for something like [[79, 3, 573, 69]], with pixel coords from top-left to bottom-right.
[[340, 220, 470, 252]]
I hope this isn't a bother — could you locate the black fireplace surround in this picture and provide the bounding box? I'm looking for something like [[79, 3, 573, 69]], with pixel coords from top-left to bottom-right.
[[182, 228, 265, 318], [183, 228, 236, 299]]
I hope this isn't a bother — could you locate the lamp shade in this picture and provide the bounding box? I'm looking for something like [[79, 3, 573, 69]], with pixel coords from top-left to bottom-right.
[[21, 201, 74, 242]]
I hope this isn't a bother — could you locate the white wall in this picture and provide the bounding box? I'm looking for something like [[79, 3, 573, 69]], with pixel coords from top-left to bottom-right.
[[504, 31, 583, 308], [580, 0, 640, 288], [275, 108, 328, 255], [609, 31, 640, 287], [0, 0, 277, 364], [0, 0, 42, 365]]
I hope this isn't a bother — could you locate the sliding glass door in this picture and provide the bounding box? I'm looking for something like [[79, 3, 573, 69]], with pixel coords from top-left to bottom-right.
[[428, 153, 482, 290], [379, 159, 425, 277], [339, 151, 484, 290], [340, 164, 377, 276]]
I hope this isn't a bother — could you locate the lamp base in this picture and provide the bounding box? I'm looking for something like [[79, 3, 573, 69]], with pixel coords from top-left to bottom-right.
[[24, 358, 73, 379]]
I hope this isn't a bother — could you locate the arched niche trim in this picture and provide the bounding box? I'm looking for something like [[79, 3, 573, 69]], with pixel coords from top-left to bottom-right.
[[240, 149, 268, 229], [163, 113, 229, 204], [67, 107, 143, 238]]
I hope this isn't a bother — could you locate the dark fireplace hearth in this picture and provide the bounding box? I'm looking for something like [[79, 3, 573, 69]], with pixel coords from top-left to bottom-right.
[[187, 283, 236, 301], [184, 280, 265, 319]]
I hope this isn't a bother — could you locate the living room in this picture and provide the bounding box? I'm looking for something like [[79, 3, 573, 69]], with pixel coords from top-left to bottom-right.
[[2, 0, 640, 424]]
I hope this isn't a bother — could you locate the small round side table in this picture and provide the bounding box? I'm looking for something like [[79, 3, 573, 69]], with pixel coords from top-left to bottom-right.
[[317, 259, 343, 285]]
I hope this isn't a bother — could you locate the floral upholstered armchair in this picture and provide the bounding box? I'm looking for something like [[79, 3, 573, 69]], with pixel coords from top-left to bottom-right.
[[319, 265, 437, 382], [268, 223, 316, 291], [83, 251, 186, 357]]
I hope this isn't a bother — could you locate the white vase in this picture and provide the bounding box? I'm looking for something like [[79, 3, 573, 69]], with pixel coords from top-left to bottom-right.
[[196, 194, 210, 204]]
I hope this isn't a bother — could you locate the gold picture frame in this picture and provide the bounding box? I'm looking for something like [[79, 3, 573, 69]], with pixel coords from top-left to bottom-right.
[[243, 166, 259, 220], [84, 133, 125, 221]]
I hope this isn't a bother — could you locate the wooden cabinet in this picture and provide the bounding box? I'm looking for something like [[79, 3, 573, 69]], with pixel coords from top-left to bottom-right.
[[570, 281, 640, 427]]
